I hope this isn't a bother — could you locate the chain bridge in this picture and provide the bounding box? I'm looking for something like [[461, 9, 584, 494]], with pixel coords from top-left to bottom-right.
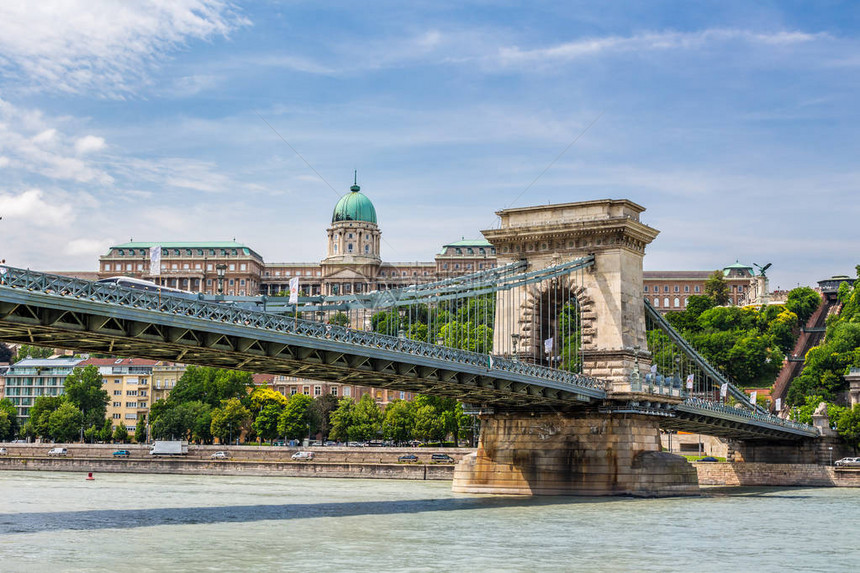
[[0, 199, 820, 496]]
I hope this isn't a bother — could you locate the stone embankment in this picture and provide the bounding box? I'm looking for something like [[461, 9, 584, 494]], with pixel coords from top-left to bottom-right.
[[0, 443, 471, 480], [693, 462, 860, 487]]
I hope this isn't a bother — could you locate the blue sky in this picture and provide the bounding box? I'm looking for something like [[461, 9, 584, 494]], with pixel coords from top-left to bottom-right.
[[1, 1, 858, 290]]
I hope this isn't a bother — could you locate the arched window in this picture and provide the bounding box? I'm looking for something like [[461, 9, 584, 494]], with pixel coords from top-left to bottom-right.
[[347, 243, 354, 253], [664, 297, 669, 307], [333, 244, 338, 253], [674, 297, 680, 308], [653, 298, 660, 307]]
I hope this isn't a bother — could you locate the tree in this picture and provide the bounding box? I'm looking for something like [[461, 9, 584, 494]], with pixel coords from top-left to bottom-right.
[[248, 387, 288, 413], [0, 410, 12, 442], [113, 422, 129, 443], [0, 398, 19, 440], [329, 312, 350, 327], [329, 397, 355, 442], [15, 344, 53, 360], [309, 394, 339, 440], [168, 366, 253, 408], [278, 394, 313, 440], [836, 405, 860, 452], [29, 395, 64, 439], [704, 270, 730, 306], [47, 402, 83, 442], [785, 287, 821, 324], [210, 398, 251, 444], [98, 419, 113, 442], [0, 343, 13, 363], [350, 394, 383, 442], [151, 400, 213, 443], [414, 404, 444, 443], [382, 399, 415, 444], [64, 365, 109, 428], [134, 414, 147, 443], [253, 403, 284, 442]]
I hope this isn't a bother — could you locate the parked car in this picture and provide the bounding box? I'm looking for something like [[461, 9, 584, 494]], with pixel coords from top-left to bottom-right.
[[834, 457, 860, 467], [398, 454, 419, 463], [0, 448, 7, 455], [696, 456, 718, 463], [431, 454, 455, 464], [272, 441, 285, 447], [323, 441, 337, 447], [291, 451, 314, 461], [112, 449, 131, 457], [211, 451, 231, 460], [47, 447, 68, 456]]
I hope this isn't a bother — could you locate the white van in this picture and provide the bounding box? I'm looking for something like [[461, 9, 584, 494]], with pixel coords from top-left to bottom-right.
[[47, 447, 68, 456]]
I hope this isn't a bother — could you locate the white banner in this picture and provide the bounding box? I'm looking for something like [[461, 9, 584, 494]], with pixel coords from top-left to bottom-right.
[[289, 277, 299, 304], [149, 246, 161, 277], [720, 383, 728, 398], [750, 391, 757, 405], [543, 337, 553, 355], [686, 374, 694, 390], [775, 398, 782, 411]]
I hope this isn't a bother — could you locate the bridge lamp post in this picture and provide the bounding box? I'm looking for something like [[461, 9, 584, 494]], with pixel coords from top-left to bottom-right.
[[398, 308, 406, 339], [216, 264, 227, 295], [511, 333, 521, 362]]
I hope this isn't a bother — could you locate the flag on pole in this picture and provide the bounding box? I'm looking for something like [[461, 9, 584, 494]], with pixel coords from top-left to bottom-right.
[[488, 355, 494, 369], [750, 391, 757, 405], [720, 383, 728, 398], [544, 337, 553, 355], [650, 364, 658, 374], [775, 398, 782, 411], [149, 246, 161, 276], [289, 277, 299, 304], [686, 374, 694, 391]]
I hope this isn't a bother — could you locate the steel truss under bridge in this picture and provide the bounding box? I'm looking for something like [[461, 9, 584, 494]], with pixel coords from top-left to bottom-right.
[[0, 266, 606, 408]]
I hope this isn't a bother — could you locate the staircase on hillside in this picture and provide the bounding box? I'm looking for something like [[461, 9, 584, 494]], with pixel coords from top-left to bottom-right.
[[770, 294, 838, 412]]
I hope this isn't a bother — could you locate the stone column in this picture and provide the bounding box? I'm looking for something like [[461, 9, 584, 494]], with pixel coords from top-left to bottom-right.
[[483, 199, 660, 391], [452, 410, 699, 496]]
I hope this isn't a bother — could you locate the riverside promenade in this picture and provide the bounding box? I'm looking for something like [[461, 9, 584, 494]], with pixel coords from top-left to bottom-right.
[[2, 443, 860, 489]]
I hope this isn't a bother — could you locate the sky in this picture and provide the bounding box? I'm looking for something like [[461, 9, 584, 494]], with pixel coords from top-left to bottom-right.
[[0, 1, 858, 290]]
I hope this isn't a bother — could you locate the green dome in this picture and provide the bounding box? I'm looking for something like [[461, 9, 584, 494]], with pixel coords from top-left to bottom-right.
[[332, 183, 377, 224]]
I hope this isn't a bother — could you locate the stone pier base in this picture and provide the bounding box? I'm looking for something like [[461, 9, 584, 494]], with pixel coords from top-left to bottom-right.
[[452, 411, 699, 497]]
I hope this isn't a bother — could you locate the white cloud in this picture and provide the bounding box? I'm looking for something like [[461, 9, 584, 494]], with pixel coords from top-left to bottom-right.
[[0, 1, 248, 96], [493, 29, 825, 68], [75, 135, 106, 155], [64, 238, 112, 257], [0, 188, 73, 225]]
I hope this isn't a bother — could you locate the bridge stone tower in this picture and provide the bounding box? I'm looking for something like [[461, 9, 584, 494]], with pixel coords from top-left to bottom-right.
[[482, 198, 660, 391], [452, 199, 698, 496]]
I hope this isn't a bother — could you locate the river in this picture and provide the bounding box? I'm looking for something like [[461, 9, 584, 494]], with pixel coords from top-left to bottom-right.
[[0, 471, 857, 572]]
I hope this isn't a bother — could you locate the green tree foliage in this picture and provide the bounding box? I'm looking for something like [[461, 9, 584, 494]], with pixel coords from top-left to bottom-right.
[[29, 395, 64, 439], [277, 394, 313, 440], [0, 398, 19, 440], [350, 394, 383, 442], [704, 271, 731, 306], [168, 366, 253, 408], [309, 394, 339, 440], [64, 365, 109, 428], [835, 405, 860, 452], [328, 312, 350, 326], [15, 344, 53, 360], [253, 403, 284, 442], [382, 399, 415, 444], [134, 414, 147, 443], [785, 287, 821, 324], [249, 387, 288, 413], [113, 422, 129, 443], [414, 404, 444, 443], [0, 343, 14, 363], [329, 397, 354, 442], [210, 398, 251, 444], [98, 419, 114, 442], [48, 402, 83, 442], [151, 400, 213, 443]]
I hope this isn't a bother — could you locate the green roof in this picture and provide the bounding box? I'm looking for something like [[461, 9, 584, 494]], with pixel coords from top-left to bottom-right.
[[108, 241, 263, 260], [723, 261, 753, 277], [332, 184, 377, 224]]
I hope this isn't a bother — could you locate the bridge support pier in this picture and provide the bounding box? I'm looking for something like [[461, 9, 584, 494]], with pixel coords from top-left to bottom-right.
[[452, 410, 699, 496]]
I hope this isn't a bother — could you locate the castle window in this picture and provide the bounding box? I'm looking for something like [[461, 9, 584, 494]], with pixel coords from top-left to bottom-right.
[[348, 243, 354, 253]]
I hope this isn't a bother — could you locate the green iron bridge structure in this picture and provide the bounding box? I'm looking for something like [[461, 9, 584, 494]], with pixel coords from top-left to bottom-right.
[[0, 261, 816, 441]]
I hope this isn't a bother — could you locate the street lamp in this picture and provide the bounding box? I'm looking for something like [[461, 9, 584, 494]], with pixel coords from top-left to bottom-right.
[[216, 263, 227, 295], [511, 333, 521, 362], [437, 334, 444, 346], [398, 308, 406, 339]]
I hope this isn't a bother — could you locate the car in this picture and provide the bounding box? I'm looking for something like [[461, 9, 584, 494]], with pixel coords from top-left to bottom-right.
[[324, 441, 337, 447], [398, 454, 419, 463], [272, 441, 285, 447], [113, 449, 131, 457], [834, 457, 860, 467], [211, 451, 231, 460], [696, 456, 718, 462], [47, 447, 68, 456], [431, 454, 455, 464], [0, 448, 7, 455], [291, 451, 314, 461]]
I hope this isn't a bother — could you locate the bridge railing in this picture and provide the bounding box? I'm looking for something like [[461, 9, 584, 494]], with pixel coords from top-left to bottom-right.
[[0, 266, 607, 393], [682, 397, 817, 434]]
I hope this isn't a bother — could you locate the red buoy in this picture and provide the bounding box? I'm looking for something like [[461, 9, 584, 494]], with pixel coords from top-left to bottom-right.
[[86, 472, 94, 480]]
